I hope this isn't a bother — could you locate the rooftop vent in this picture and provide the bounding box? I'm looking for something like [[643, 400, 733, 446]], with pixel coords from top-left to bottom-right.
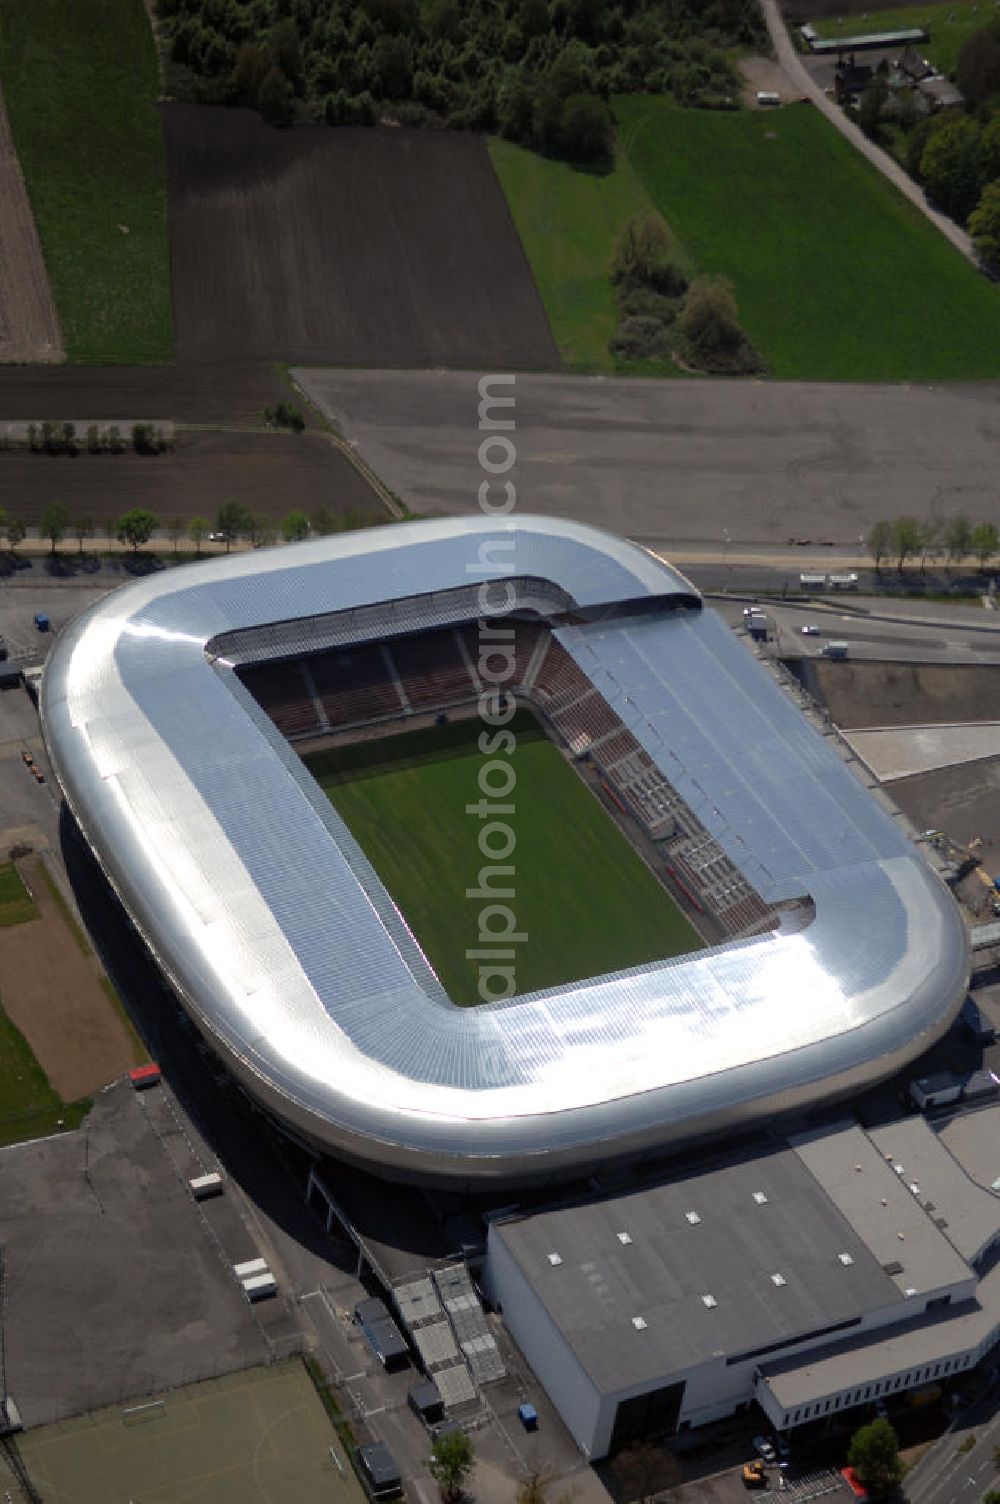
[[894, 1163, 904, 1175], [685, 1211, 701, 1225], [617, 1232, 633, 1246], [904, 1287, 917, 1298], [854, 1164, 863, 1173], [771, 1273, 787, 1287], [701, 1294, 717, 1309], [752, 1191, 768, 1205], [882, 1260, 904, 1276], [897, 1232, 906, 1241], [909, 1184, 921, 1196], [838, 1252, 854, 1266], [547, 1252, 562, 1267], [881, 1199, 888, 1207], [632, 1316, 647, 1331]]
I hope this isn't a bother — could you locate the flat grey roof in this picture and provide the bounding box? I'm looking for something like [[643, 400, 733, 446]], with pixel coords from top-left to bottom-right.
[[762, 1260, 1000, 1409], [940, 1104, 1000, 1194], [868, 1118, 1000, 1265], [492, 1146, 900, 1394], [791, 1124, 973, 1298]]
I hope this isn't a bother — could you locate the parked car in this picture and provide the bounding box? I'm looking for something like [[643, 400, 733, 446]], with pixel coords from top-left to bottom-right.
[[753, 1435, 777, 1463], [801, 625, 820, 635]]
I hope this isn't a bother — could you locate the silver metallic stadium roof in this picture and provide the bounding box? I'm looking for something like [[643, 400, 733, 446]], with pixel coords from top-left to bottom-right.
[[41, 517, 969, 1184]]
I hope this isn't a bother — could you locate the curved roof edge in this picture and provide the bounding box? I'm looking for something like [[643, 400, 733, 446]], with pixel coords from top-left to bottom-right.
[[41, 518, 968, 1184]]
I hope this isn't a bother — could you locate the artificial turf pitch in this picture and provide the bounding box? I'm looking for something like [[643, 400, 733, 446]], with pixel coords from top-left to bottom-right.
[[305, 713, 701, 1005], [3, 1361, 361, 1504]]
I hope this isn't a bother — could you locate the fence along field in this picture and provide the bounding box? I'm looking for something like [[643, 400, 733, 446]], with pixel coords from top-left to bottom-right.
[[165, 103, 560, 369]]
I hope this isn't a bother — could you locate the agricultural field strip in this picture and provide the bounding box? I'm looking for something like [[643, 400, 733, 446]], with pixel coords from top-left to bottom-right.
[[0, 83, 62, 363]]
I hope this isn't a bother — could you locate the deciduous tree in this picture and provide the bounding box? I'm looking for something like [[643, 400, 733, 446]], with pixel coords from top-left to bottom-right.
[[6, 518, 25, 552], [427, 1431, 474, 1504], [971, 521, 999, 572], [891, 515, 923, 574], [40, 503, 68, 554], [970, 181, 1000, 274], [945, 515, 973, 564], [188, 516, 209, 554], [847, 1418, 902, 1501], [215, 502, 252, 550], [117, 508, 159, 551], [868, 520, 892, 573], [282, 510, 311, 542], [73, 517, 94, 554]]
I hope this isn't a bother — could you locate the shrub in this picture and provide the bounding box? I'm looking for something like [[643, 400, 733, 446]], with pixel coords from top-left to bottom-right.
[[609, 314, 672, 360]]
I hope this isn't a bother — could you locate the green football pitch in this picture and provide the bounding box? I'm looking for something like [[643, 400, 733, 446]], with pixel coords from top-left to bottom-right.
[[305, 713, 702, 1005], [3, 1360, 364, 1504]]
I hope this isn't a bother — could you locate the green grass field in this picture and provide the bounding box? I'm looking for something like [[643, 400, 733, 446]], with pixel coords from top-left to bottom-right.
[[0, 1004, 89, 1147], [615, 94, 1000, 381], [0, 861, 90, 1144], [809, 1, 984, 76], [0, 0, 172, 362], [489, 137, 686, 373], [4, 1361, 364, 1504], [306, 715, 701, 1004], [0, 862, 38, 927]]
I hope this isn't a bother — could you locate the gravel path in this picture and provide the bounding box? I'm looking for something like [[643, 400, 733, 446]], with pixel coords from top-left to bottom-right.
[[759, 0, 976, 265]]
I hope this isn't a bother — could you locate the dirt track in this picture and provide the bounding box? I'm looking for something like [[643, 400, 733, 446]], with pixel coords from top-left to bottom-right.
[[165, 104, 560, 369], [0, 855, 140, 1100], [0, 84, 63, 363], [0, 429, 382, 526]]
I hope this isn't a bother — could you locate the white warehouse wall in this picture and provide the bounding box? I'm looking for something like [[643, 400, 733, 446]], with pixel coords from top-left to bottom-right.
[[487, 1227, 603, 1456]]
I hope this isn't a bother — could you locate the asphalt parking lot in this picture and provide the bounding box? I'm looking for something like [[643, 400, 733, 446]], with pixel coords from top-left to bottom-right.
[[0, 1077, 278, 1428]]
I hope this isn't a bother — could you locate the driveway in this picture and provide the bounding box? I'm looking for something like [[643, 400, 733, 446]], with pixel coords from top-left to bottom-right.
[[758, 0, 975, 264]]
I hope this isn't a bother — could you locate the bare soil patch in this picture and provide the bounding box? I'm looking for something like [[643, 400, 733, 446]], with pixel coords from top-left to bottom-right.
[[164, 104, 560, 369], [0, 429, 380, 526], [0, 855, 141, 1100], [739, 56, 799, 105], [0, 84, 63, 363], [810, 660, 1000, 730]]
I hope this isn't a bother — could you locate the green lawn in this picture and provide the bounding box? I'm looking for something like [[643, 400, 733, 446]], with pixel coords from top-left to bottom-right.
[[0, 1004, 89, 1147], [809, 1, 984, 76], [615, 94, 1000, 381], [306, 715, 701, 1004], [0, 862, 38, 927], [489, 136, 687, 373], [0, 0, 172, 362]]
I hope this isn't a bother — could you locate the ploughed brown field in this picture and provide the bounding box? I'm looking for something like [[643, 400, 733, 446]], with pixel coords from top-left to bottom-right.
[[164, 104, 560, 369], [0, 360, 289, 426], [0, 430, 382, 526]]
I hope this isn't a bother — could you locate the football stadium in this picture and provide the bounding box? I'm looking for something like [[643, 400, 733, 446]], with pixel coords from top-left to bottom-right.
[[40, 517, 969, 1185]]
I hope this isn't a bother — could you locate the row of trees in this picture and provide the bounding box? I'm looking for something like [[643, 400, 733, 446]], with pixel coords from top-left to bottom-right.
[[18, 421, 173, 457], [158, 0, 759, 161], [422, 1420, 905, 1504], [25, 503, 383, 555], [868, 515, 1000, 574]]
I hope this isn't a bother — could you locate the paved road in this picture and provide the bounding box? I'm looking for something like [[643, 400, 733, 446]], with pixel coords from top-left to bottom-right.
[[904, 1384, 1000, 1504], [759, 0, 975, 264], [294, 368, 1000, 549]]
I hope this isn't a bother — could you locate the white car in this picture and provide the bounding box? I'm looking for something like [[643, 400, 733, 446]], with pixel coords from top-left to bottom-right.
[[801, 624, 820, 635], [753, 1435, 777, 1464]]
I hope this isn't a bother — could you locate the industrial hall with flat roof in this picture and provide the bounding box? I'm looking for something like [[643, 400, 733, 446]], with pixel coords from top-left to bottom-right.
[[486, 1112, 1000, 1457]]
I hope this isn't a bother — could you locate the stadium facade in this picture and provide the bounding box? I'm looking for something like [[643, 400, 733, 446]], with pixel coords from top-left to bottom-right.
[[41, 517, 969, 1185]]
